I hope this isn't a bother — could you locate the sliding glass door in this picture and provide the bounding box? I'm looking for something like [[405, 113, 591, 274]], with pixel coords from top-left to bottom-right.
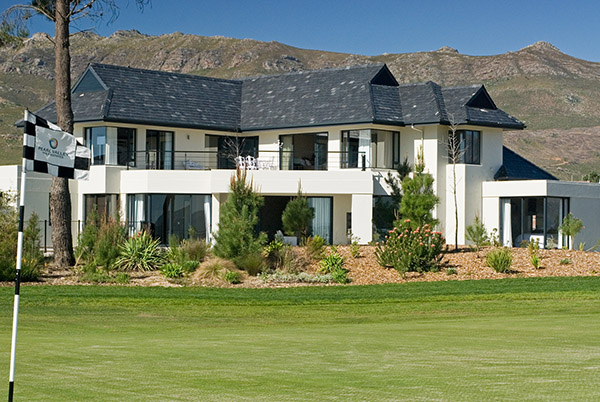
[[146, 130, 174, 170], [279, 133, 328, 170]]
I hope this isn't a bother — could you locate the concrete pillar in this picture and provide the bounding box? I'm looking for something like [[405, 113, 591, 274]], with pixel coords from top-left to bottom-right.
[[351, 194, 373, 244]]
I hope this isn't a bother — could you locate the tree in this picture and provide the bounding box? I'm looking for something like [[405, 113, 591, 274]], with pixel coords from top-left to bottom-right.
[[558, 213, 583, 250], [444, 115, 466, 250], [282, 183, 314, 241], [213, 168, 267, 262], [373, 157, 411, 236], [397, 149, 439, 229], [2, 0, 149, 267]]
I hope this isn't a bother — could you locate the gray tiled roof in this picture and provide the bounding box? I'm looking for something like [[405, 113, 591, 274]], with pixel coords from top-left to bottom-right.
[[240, 64, 400, 130], [33, 62, 524, 132], [494, 147, 558, 181]]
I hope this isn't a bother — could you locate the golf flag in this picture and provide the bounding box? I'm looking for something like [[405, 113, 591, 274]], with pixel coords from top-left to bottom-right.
[[22, 110, 91, 180]]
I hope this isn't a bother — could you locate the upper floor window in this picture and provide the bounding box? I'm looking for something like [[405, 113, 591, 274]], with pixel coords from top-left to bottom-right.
[[85, 127, 136, 166], [341, 129, 399, 169], [449, 130, 480, 165]]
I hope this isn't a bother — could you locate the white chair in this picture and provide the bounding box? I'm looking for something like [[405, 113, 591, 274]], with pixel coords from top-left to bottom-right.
[[246, 155, 258, 170], [235, 156, 246, 169]]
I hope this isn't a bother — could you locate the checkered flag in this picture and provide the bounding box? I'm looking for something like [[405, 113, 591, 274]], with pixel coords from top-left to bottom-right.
[[22, 110, 90, 180]]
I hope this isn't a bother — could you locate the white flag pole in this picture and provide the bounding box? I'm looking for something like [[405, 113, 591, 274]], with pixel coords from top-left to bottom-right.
[[8, 111, 30, 402]]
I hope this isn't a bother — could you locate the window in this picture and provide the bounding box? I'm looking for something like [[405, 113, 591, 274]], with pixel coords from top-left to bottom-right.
[[146, 130, 174, 170], [341, 129, 399, 169], [85, 127, 136, 166], [279, 133, 328, 170], [126, 194, 211, 244], [449, 130, 480, 165], [84, 194, 120, 222], [205, 135, 258, 169]]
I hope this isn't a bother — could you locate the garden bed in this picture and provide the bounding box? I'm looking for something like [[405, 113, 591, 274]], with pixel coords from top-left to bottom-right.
[[23, 246, 600, 287]]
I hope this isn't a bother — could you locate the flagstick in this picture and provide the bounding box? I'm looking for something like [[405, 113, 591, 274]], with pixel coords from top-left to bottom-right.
[[8, 115, 29, 402]]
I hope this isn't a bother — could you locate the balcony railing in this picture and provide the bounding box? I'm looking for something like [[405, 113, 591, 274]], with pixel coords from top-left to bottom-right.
[[116, 150, 396, 171]]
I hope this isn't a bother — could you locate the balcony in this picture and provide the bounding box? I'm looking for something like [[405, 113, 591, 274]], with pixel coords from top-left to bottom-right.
[[125, 150, 398, 171]]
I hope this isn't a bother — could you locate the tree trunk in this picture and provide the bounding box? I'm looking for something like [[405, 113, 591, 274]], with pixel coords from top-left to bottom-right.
[[50, 0, 74, 267]]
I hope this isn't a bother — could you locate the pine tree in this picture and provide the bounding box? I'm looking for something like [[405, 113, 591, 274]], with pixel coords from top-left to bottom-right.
[[397, 151, 439, 229], [213, 168, 267, 260], [282, 184, 314, 241]]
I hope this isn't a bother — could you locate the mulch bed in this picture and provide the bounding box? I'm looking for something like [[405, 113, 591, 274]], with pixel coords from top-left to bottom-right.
[[12, 246, 600, 288]]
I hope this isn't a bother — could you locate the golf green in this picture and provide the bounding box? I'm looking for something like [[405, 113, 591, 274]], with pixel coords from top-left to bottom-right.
[[1, 277, 599, 401]]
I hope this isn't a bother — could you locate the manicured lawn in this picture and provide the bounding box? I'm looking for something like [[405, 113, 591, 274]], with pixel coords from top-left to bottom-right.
[[1, 277, 600, 401]]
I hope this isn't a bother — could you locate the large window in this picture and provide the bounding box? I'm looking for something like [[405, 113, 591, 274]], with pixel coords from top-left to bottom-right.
[[500, 196, 568, 248], [280, 133, 328, 170], [341, 129, 400, 169], [127, 194, 211, 244], [85, 127, 136, 166], [450, 130, 480, 165], [205, 135, 258, 169]]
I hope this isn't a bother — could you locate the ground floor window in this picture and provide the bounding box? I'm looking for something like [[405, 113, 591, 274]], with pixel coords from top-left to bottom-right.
[[126, 194, 211, 244], [84, 194, 120, 222], [308, 197, 332, 244], [259, 196, 332, 243], [500, 197, 568, 248]]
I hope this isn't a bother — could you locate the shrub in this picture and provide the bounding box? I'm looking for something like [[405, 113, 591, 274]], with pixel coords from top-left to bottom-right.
[[530, 254, 542, 269], [180, 237, 209, 262], [559, 258, 572, 265], [465, 216, 488, 250], [260, 270, 334, 284], [264, 239, 285, 269], [213, 168, 267, 261], [305, 235, 326, 260], [348, 233, 361, 258], [0, 204, 43, 282], [75, 211, 127, 271], [161, 263, 185, 278], [527, 239, 540, 256], [116, 231, 165, 271], [446, 267, 457, 275], [330, 267, 350, 284], [181, 260, 200, 273], [223, 270, 242, 284], [318, 253, 349, 284], [233, 252, 265, 276], [559, 213, 584, 250], [192, 257, 235, 284], [281, 186, 314, 241], [375, 219, 445, 274], [485, 248, 513, 273], [318, 253, 345, 274]]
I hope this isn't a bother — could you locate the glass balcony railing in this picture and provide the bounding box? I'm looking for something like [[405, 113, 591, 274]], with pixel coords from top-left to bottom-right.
[[120, 150, 398, 171]]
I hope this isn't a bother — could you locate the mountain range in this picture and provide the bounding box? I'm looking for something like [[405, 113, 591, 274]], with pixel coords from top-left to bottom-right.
[[1, 30, 600, 180]]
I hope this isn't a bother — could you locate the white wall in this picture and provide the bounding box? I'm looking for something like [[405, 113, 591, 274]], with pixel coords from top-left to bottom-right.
[[482, 180, 600, 248]]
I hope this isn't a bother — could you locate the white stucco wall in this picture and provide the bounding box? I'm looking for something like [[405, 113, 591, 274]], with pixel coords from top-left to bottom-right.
[[482, 180, 600, 248]]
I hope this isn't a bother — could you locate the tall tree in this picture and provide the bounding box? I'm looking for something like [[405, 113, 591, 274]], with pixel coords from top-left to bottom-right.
[[444, 115, 466, 251], [2, 0, 149, 267], [397, 149, 439, 229]]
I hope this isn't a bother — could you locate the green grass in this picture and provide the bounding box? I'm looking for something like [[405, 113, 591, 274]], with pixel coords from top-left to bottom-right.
[[2, 277, 600, 401]]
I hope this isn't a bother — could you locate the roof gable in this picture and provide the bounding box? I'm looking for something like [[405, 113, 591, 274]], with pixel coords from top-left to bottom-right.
[[72, 67, 108, 93], [466, 86, 496, 109], [370, 65, 398, 86]]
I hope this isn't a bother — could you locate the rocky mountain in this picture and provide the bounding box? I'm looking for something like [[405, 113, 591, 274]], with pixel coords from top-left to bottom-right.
[[1, 31, 600, 179]]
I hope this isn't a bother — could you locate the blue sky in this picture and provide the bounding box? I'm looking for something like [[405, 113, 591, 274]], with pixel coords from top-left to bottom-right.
[[3, 0, 600, 61]]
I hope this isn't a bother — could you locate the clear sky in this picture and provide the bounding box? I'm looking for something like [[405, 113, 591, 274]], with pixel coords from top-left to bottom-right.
[[3, 0, 600, 62]]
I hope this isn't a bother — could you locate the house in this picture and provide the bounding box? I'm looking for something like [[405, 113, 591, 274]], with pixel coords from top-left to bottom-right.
[[2, 62, 599, 248]]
